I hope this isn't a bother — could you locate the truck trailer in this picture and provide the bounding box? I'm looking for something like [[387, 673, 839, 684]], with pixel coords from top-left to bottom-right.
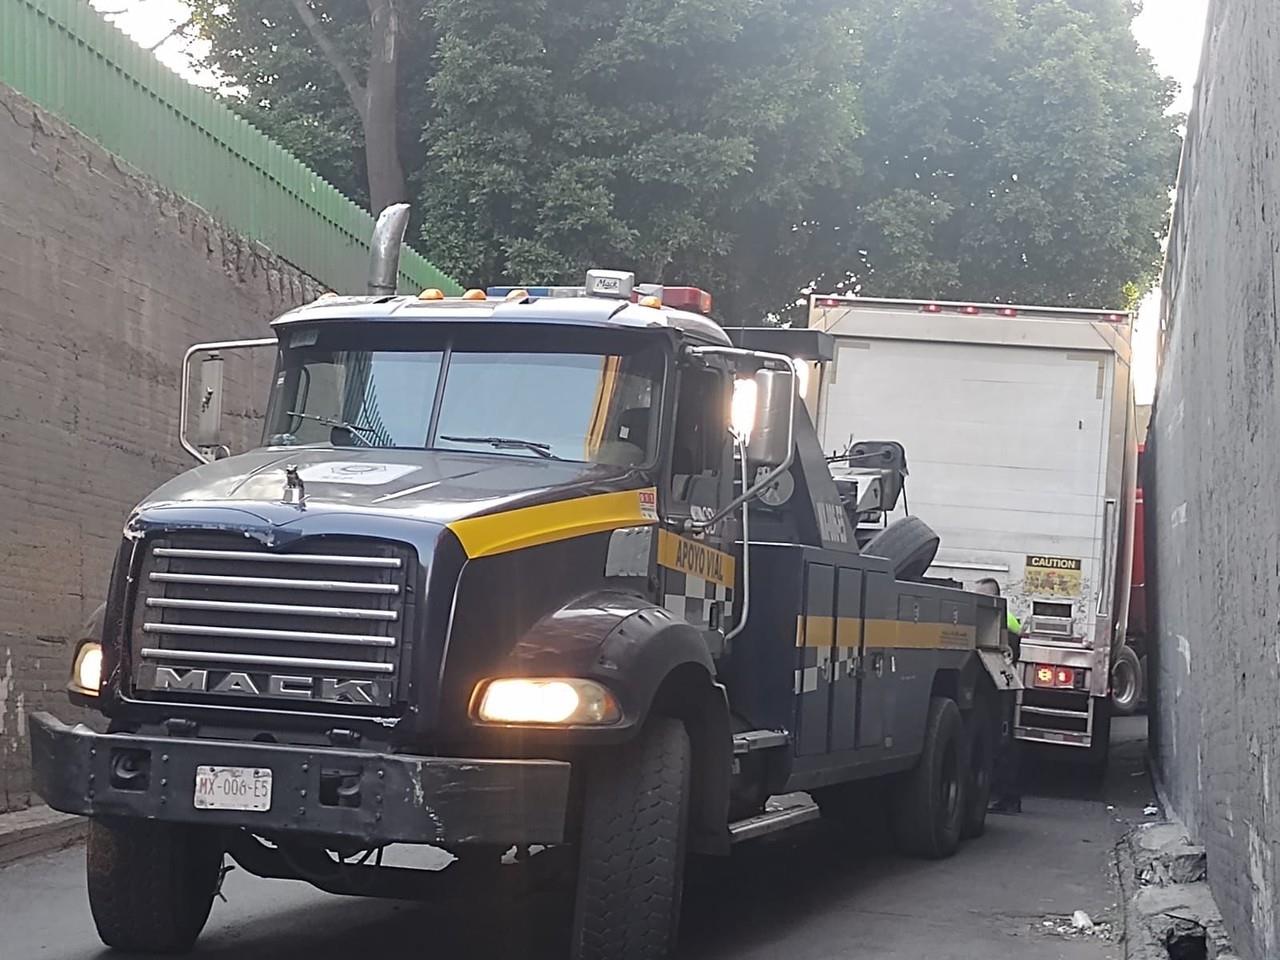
[[30, 208, 1017, 960], [807, 295, 1137, 769]]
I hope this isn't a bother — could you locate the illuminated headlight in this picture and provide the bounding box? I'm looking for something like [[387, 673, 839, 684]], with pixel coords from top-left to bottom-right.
[[70, 642, 103, 695], [474, 678, 621, 726]]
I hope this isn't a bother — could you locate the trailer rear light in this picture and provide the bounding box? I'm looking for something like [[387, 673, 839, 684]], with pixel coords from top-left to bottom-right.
[[1103, 312, 1128, 323], [960, 305, 981, 315], [813, 297, 847, 308], [922, 303, 943, 313], [996, 307, 1018, 317], [1032, 664, 1082, 689]]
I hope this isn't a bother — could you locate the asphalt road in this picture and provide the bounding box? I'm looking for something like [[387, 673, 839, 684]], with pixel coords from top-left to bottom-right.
[[0, 717, 1152, 960]]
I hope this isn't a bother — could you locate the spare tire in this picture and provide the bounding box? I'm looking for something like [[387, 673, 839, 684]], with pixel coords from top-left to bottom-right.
[[862, 516, 940, 581]]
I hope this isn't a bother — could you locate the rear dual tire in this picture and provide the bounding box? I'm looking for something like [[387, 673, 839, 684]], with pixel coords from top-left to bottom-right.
[[892, 697, 966, 859]]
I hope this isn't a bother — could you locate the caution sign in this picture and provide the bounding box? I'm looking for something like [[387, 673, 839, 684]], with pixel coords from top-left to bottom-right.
[[658, 530, 736, 588], [1024, 555, 1083, 598]]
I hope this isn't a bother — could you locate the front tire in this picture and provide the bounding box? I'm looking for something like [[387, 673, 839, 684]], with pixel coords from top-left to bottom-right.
[[571, 718, 691, 960], [892, 697, 966, 859], [87, 818, 224, 954]]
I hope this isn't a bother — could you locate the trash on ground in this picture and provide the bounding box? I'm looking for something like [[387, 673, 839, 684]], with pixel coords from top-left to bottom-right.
[[1072, 910, 1095, 931]]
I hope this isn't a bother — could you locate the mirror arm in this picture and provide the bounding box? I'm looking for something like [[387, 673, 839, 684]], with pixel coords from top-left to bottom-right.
[[180, 337, 277, 464], [680, 346, 797, 534]]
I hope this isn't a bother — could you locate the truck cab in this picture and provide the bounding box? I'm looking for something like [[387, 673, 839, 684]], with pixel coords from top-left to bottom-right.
[[31, 208, 1015, 960]]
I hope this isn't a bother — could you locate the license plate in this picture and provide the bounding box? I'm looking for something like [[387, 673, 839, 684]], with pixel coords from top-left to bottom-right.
[[194, 765, 272, 812]]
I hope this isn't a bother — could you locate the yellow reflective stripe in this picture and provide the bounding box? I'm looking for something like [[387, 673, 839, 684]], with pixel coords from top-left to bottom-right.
[[656, 530, 736, 588], [794, 616, 975, 650], [448, 488, 657, 559]]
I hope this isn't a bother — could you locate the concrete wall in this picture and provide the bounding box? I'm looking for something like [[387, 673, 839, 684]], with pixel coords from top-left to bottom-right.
[[1148, 2, 1280, 957], [0, 82, 322, 812]]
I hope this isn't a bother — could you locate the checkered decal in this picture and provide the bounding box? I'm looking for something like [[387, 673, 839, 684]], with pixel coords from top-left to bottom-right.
[[663, 568, 733, 632], [794, 645, 859, 694]]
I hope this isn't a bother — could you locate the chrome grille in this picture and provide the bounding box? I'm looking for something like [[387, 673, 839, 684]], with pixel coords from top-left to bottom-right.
[[130, 536, 412, 712]]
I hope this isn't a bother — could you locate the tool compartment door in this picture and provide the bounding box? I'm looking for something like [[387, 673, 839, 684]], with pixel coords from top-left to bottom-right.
[[794, 562, 835, 756], [829, 566, 863, 752]]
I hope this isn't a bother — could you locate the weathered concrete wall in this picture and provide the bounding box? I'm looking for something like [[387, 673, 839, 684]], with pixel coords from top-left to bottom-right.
[[1148, 2, 1280, 957], [0, 82, 322, 811]]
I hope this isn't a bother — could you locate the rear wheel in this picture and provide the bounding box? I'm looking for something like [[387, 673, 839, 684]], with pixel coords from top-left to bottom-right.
[[960, 698, 996, 839], [571, 718, 691, 960], [87, 818, 224, 954], [1110, 645, 1142, 716], [891, 697, 966, 859]]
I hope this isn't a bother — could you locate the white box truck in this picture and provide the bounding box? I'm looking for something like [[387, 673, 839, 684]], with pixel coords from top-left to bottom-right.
[[805, 295, 1137, 768]]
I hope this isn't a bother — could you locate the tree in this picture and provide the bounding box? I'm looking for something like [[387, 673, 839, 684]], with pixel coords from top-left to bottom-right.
[[819, 0, 1182, 309], [419, 0, 863, 321], [188, 0, 434, 213], [191, 0, 1179, 316]]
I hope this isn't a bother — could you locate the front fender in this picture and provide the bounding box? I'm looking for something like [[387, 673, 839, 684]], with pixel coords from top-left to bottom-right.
[[502, 591, 731, 853], [502, 591, 715, 731]]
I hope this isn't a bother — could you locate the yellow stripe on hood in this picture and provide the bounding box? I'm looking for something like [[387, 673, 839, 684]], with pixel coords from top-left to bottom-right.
[[447, 488, 657, 559]]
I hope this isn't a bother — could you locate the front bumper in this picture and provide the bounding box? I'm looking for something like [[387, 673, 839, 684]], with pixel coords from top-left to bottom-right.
[[29, 713, 571, 846]]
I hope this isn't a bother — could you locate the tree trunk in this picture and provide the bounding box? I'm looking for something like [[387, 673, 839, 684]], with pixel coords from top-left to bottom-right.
[[364, 0, 407, 215]]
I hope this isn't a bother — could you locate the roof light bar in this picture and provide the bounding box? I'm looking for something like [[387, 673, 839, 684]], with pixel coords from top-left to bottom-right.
[[486, 272, 714, 315]]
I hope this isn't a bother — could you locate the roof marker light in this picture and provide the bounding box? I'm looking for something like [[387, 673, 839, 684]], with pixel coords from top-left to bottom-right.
[[462, 289, 488, 301], [922, 303, 944, 314], [638, 295, 663, 309], [960, 305, 982, 315], [418, 288, 445, 301], [997, 307, 1018, 317], [504, 289, 530, 301]]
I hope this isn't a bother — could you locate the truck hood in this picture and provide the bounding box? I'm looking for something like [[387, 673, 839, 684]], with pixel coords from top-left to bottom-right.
[[134, 446, 645, 529]]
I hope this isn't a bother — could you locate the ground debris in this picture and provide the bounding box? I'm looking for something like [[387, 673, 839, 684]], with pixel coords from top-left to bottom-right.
[[1038, 911, 1115, 940]]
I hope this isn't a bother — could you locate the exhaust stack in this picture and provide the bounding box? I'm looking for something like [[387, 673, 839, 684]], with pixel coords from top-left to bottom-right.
[[367, 203, 411, 296]]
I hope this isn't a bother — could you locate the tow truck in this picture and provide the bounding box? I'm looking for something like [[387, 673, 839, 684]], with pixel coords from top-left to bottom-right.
[[30, 206, 1018, 960]]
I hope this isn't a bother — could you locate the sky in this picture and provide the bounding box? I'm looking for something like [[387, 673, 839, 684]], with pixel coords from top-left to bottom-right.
[[93, 0, 1211, 402]]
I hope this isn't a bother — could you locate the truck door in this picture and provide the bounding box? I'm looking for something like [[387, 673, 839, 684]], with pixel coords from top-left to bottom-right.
[[660, 362, 736, 639]]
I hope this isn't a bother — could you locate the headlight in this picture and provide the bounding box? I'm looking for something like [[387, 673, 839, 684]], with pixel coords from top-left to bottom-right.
[[474, 678, 621, 726], [70, 642, 103, 695]]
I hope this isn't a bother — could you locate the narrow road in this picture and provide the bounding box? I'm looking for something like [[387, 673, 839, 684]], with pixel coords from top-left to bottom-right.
[[0, 718, 1150, 959]]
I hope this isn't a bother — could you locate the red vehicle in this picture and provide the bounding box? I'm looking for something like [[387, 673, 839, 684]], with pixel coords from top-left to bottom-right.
[[1112, 443, 1146, 715]]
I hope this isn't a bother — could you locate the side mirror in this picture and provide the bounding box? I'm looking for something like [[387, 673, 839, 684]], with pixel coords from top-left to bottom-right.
[[746, 368, 793, 467], [180, 337, 277, 463]]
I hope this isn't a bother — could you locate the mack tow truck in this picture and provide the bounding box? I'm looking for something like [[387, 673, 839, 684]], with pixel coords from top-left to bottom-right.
[[31, 206, 1017, 960]]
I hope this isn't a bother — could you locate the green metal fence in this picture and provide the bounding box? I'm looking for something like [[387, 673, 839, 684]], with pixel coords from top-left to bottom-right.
[[0, 0, 460, 295]]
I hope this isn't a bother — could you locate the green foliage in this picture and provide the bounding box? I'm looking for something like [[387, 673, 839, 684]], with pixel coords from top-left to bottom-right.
[[190, 0, 1180, 318], [186, 0, 436, 209], [835, 0, 1182, 308], [419, 0, 862, 321]]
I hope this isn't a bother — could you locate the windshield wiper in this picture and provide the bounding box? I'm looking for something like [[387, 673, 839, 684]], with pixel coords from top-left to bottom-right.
[[440, 435, 560, 460], [287, 411, 380, 437]]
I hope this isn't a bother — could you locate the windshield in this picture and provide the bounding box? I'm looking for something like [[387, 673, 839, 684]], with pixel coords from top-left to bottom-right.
[[264, 326, 666, 466]]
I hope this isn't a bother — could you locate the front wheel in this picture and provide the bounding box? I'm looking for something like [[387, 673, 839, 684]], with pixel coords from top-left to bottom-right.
[[892, 697, 966, 859], [87, 818, 224, 954], [571, 718, 691, 960]]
